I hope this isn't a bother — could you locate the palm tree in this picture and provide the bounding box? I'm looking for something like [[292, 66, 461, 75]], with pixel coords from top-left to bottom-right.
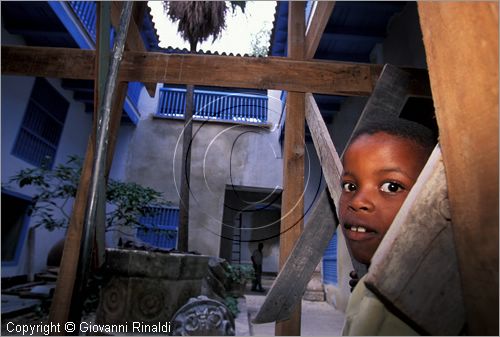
[[163, 1, 245, 252]]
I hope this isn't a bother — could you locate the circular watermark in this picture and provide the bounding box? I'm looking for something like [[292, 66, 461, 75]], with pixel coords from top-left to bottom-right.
[[171, 93, 324, 243]]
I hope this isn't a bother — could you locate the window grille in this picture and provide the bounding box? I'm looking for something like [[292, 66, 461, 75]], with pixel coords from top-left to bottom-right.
[[156, 88, 268, 124], [136, 207, 179, 249], [12, 78, 69, 168], [322, 231, 338, 285]]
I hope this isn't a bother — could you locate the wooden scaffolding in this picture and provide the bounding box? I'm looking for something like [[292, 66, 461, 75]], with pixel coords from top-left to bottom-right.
[[2, 2, 498, 335]]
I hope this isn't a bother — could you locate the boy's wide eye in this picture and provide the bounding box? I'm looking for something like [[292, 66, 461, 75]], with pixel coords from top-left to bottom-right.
[[380, 182, 404, 193], [342, 182, 357, 192]]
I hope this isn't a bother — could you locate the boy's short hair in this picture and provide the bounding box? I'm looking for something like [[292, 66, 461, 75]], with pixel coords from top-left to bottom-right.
[[351, 118, 438, 151]]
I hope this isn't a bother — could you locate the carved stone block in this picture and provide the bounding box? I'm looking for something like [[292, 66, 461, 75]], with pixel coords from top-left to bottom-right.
[[96, 249, 210, 330], [171, 296, 235, 336]]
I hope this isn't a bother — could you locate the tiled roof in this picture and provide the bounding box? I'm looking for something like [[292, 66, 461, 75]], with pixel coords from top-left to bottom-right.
[[153, 46, 267, 58]]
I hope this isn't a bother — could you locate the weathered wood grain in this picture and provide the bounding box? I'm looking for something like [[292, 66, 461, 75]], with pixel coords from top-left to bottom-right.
[[305, 93, 343, 208], [111, 2, 156, 97], [305, 1, 335, 59], [418, 3, 499, 335], [253, 190, 337, 324], [365, 146, 465, 335], [275, 3, 306, 335], [1, 45, 389, 96], [343, 64, 431, 156], [305, 93, 367, 279]]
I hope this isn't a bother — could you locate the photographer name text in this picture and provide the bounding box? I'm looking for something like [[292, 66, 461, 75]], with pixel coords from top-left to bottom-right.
[[6, 321, 172, 335]]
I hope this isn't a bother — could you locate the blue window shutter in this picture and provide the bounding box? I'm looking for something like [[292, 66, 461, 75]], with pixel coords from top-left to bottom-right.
[[322, 232, 338, 285], [136, 207, 179, 249], [12, 78, 68, 168]]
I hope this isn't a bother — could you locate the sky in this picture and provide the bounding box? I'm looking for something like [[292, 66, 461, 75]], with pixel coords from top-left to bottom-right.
[[147, 1, 277, 55]]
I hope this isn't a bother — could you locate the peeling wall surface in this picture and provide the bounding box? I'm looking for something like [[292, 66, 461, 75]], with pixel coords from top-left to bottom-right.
[[126, 89, 283, 256]]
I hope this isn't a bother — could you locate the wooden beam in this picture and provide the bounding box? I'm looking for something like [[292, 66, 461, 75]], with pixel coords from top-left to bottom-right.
[[304, 93, 342, 207], [49, 2, 112, 327], [253, 190, 337, 324], [418, 3, 498, 335], [305, 1, 335, 59], [4, 45, 427, 97], [276, 2, 305, 336], [93, 1, 111, 268], [48, 5, 129, 330], [110, 2, 156, 97], [365, 147, 465, 335], [49, 135, 96, 333], [343, 64, 431, 157]]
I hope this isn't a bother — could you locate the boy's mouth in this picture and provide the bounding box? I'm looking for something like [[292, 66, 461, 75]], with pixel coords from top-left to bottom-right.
[[344, 223, 376, 233]]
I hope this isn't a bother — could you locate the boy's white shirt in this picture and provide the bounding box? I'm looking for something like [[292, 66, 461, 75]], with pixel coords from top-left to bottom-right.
[[342, 275, 419, 336]]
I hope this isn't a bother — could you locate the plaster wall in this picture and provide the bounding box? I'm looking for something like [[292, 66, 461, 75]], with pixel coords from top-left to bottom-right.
[[125, 89, 283, 257], [1, 24, 133, 278], [1, 72, 91, 277], [1, 68, 92, 277]]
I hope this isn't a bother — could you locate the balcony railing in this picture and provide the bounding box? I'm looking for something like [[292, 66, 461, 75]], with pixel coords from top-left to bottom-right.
[[69, 1, 97, 42], [156, 88, 268, 124]]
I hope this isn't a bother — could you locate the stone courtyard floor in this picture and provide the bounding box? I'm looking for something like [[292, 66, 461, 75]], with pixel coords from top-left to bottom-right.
[[243, 276, 346, 336]]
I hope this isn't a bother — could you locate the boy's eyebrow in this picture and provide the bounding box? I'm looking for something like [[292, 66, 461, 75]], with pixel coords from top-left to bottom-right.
[[377, 167, 413, 180], [341, 171, 354, 177], [342, 168, 415, 180]]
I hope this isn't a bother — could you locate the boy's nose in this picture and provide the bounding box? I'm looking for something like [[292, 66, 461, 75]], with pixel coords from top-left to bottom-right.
[[348, 190, 375, 212]]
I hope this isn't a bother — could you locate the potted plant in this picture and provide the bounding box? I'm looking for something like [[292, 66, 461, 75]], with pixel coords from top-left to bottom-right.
[[225, 263, 255, 297]]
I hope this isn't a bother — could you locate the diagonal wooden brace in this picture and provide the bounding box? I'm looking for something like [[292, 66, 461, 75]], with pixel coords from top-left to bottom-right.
[[252, 189, 337, 324]]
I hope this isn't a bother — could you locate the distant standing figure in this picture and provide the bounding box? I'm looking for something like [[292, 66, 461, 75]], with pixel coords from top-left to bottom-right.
[[251, 243, 264, 292]]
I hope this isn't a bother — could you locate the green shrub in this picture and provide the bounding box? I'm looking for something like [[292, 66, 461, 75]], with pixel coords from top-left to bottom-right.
[[7, 155, 170, 232]]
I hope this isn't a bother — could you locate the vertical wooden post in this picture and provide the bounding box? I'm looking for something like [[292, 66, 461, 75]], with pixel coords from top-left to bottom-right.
[[92, 0, 111, 270], [178, 83, 194, 252], [275, 2, 306, 336], [49, 3, 129, 331], [418, 3, 498, 335]]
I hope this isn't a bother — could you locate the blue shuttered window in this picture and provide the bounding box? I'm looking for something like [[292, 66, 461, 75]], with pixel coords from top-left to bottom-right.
[[156, 88, 268, 125], [136, 207, 179, 249], [322, 231, 338, 285], [12, 78, 69, 168]]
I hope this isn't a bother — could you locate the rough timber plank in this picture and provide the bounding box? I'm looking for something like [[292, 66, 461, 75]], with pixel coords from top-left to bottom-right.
[[110, 2, 156, 97], [49, 136, 95, 332], [253, 190, 337, 324], [305, 93, 343, 207], [305, 1, 335, 59], [305, 93, 366, 279], [48, 4, 110, 327], [49, 7, 128, 330], [275, 2, 305, 335], [343, 64, 431, 155], [2, 45, 388, 96], [418, 3, 499, 335], [365, 146, 465, 335]]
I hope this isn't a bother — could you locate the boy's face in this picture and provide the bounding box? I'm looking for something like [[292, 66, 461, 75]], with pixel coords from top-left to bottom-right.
[[339, 132, 430, 265]]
